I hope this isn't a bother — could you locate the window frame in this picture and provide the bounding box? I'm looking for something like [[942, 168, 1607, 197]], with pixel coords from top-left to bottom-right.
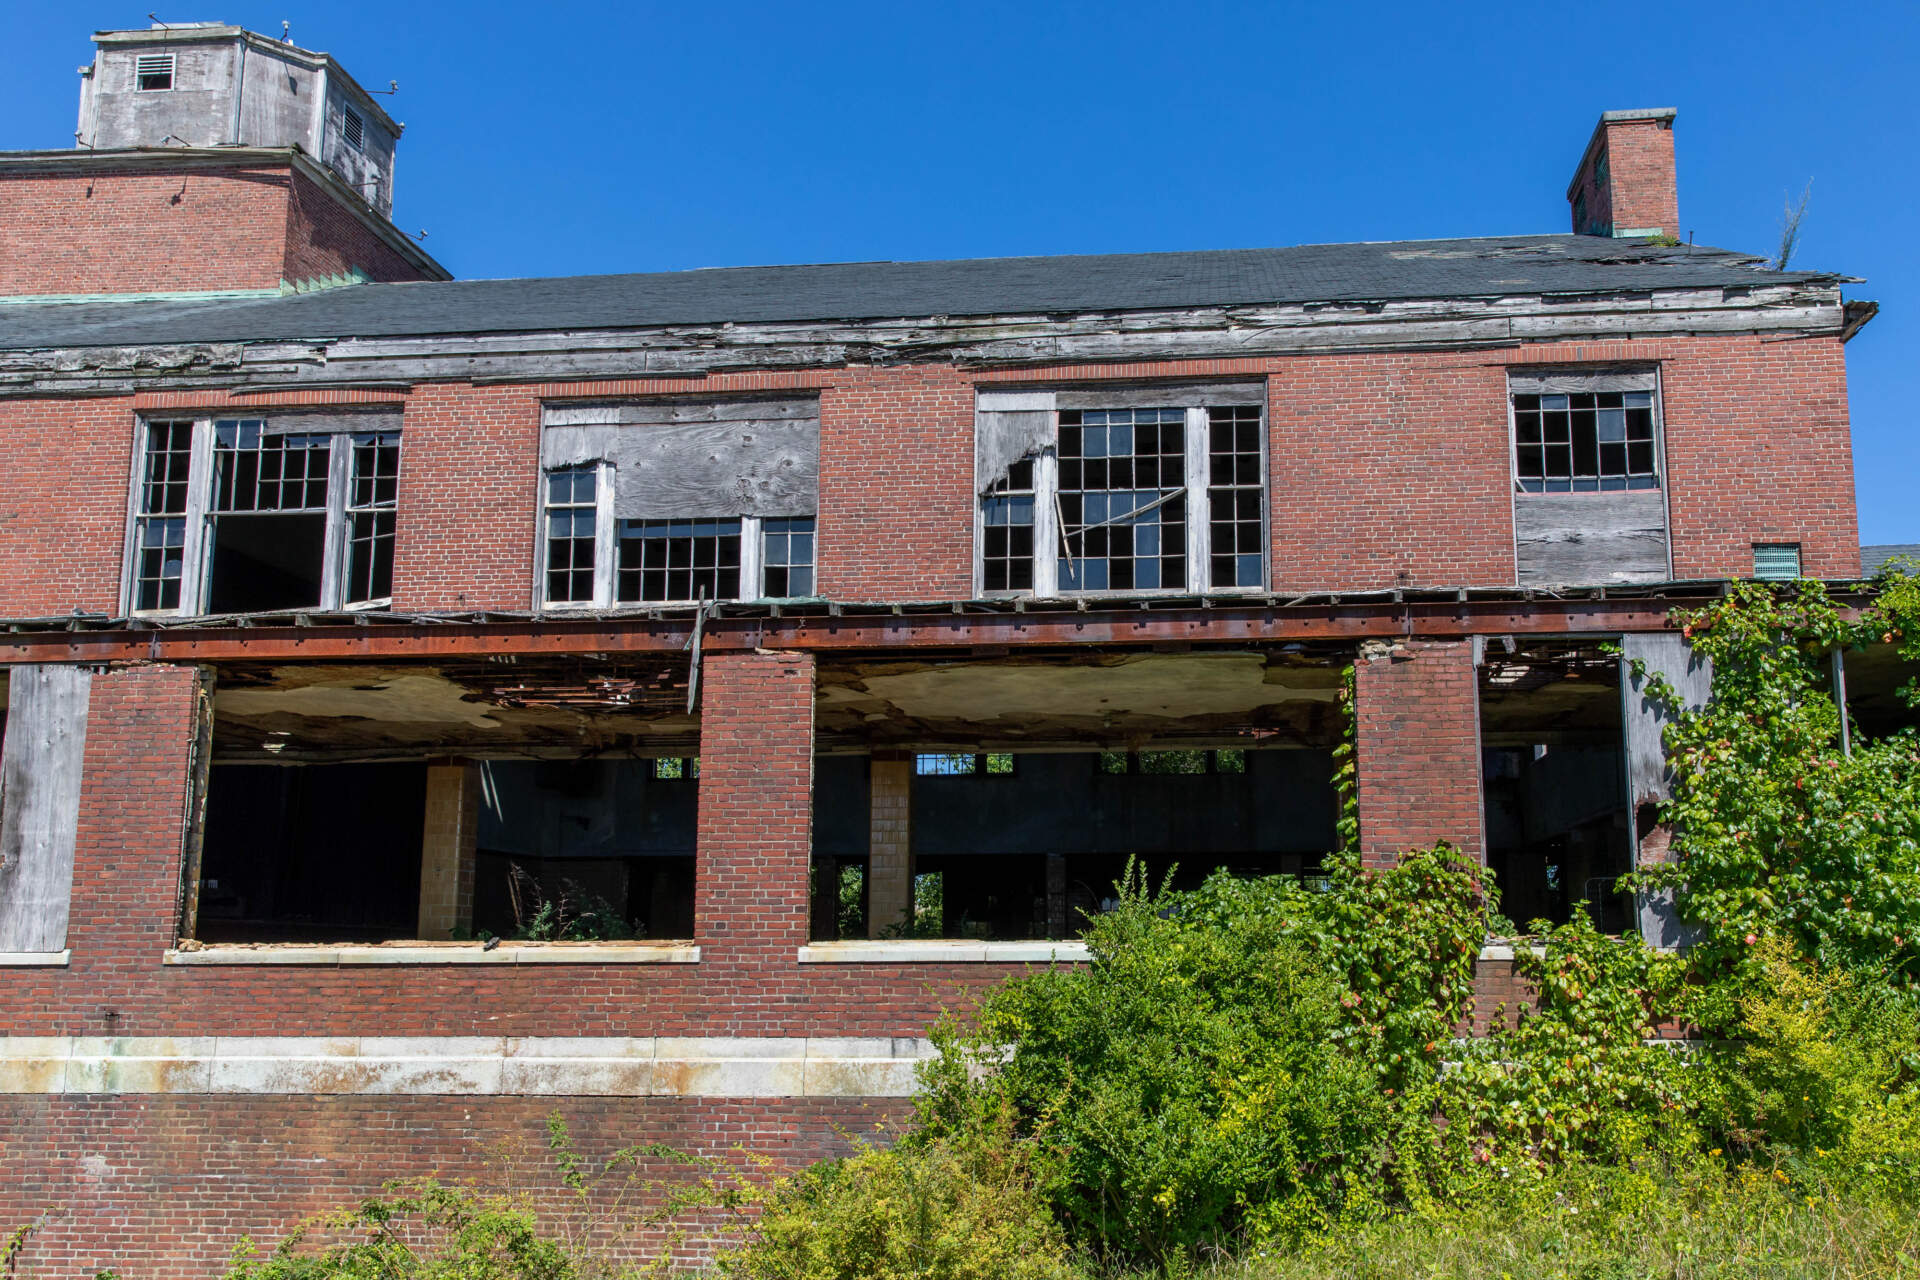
[[1504, 368, 1669, 497], [972, 386, 1269, 599], [533, 472, 815, 610], [120, 415, 401, 617]]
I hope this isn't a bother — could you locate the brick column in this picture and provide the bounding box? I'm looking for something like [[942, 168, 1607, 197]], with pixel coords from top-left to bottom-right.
[[416, 761, 479, 939], [694, 650, 816, 968], [866, 754, 913, 936], [67, 665, 207, 1029], [1353, 639, 1484, 866]]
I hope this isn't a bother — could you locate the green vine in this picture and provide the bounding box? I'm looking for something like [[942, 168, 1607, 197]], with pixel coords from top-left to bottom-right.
[[1333, 661, 1360, 857]]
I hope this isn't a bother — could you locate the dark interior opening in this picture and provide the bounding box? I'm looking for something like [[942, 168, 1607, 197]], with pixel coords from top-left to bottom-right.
[[206, 512, 327, 613], [1479, 646, 1634, 934], [809, 748, 1336, 941], [474, 759, 697, 940], [196, 762, 427, 942]]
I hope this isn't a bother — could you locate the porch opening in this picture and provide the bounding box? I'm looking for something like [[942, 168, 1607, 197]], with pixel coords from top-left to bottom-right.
[[1478, 639, 1634, 933]]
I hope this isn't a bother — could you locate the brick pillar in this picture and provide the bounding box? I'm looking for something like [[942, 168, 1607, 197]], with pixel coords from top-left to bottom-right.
[[67, 665, 207, 1030], [416, 761, 479, 939], [694, 650, 816, 968], [866, 754, 913, 937], [1353, 639, 1484, 866]]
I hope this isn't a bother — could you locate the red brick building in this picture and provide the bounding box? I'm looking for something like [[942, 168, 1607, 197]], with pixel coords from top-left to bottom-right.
[[0, 24, 1884, 1277]]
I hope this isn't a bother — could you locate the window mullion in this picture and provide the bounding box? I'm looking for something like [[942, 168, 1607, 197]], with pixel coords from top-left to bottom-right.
[[1033, 449, 1060, 597], [180, 418, 215, 615], [1184, 406, 1209, 593], [593, 460, 617, 609], [740, 514, 764, 601], [318, 435, 350, 611]]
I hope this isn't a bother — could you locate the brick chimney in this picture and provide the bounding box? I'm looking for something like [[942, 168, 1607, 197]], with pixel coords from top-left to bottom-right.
[[1567, 108, 1678, 238]]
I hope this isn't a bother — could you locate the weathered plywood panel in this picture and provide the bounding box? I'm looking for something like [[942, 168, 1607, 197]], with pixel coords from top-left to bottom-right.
[[1508, 368, 1658, 395], [1515, 490, 1668, 587], [542, 410, 820, 520], [1620, 634, 1712, 950], [0, 666, 92, 954]]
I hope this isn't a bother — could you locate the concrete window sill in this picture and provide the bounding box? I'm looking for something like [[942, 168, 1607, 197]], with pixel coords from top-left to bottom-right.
[[163, 942, 699, 966], [0, 951, 70, 967], [797, 940, 1091, 964]]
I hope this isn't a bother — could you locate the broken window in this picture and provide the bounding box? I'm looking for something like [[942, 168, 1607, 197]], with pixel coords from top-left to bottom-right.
[[539, 397, 820, 607], [617, 519, 742, 603], [1512, 391, 1659, 492], [915, 752, 975, 776], [135, 53, 174, 91], [974, 384, 1267, 596], [981, 461, 1036, 592], [127, 413, 404, 615]]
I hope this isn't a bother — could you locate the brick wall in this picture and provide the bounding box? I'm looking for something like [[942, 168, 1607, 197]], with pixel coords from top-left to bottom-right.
[[1353, 639, 1484, 866], [0, 335, 1862, 619], [391, 383, 544, 611], [66, 665, 204, 1017], [0, 397, 133, 616], [282, 166, 436, 285], [1660, 335, 1859, 578], [0, 1095, 897, 1280], [0, 166, 290, 296], [0, 162, 433, 299], [695, 650, 816, 992], [817, 369, 976, 599], [1268, 354, 1517, 590]]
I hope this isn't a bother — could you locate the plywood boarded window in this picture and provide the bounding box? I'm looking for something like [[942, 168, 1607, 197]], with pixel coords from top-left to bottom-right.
[[1509, 368, 1669, 589], [0, 666, 91, 955], [538, 396, 819, 607], [126, 413, 405, 615]]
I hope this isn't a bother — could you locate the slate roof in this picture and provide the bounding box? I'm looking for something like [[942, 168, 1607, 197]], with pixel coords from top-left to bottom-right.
[[0, 234, 1844, 350], [1863, 545, 1920, 575]]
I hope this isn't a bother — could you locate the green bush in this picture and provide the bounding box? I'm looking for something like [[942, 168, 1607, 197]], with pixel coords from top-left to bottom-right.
[[1694, 937, 1920, 1194], [223, 1182, 576, 1280], [717, 1116, 1079, 1280], [918, 866, 1407, 1259]]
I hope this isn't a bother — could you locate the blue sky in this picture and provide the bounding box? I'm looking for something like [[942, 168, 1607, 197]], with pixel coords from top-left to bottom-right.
[[7, 2, 1916, 544]]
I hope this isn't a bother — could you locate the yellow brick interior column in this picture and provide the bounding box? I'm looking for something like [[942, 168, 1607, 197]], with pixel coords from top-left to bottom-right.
[[417, 761, 480, 939], [866, 754, 913, 937]]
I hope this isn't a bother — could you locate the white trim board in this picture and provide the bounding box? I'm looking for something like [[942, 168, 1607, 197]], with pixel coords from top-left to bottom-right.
[[163, 943, 699, 966], [797, 940, 1091, 964], [0, 1035, 935, 1098]]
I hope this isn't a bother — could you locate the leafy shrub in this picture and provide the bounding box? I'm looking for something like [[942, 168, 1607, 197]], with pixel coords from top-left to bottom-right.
[[1695, 937, 1920, 1194], [224, 1182, 576, 1280], [1630, 577, 1920, 990], [919, 866, 1407, 1259], [1304, 844, 1482, 1095], [716, 1116, 1079, 1280], [1429, 909, 1696, 1178]]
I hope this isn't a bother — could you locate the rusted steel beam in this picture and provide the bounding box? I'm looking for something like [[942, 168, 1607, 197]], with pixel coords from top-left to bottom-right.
[[0, 598, 1695, 664]]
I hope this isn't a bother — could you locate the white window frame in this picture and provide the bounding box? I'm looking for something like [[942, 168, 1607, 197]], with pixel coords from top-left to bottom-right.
[[120, 416, 398, 617], [973, 387, 1269, 599], [534, 471, 811, 609]]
